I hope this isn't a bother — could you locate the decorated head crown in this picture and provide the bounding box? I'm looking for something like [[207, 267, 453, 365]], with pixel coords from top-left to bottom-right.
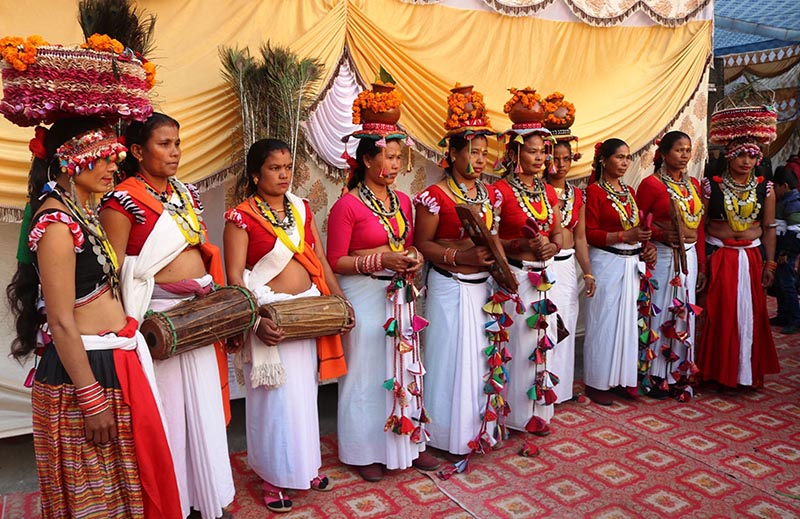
[[342, 67, 413, 175], [709, 105, 777, 147], [443, 83, 493, 139], [0, 1, 156, 127], [55, 126, 128, 177]]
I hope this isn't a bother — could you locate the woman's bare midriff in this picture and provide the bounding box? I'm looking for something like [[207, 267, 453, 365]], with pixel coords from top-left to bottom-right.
[[432, 237, 489, 274], [154, 247, 208, 284], [561, 228, 575, 250], [74, 289, 128, 335], [707, 219, 762, 242], [265, 258, 313, 295]]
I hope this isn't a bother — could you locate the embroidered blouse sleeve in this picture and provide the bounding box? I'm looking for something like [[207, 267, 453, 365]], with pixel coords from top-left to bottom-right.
[[413, 188, 441, 215], [99, 190, 146, 224], [185, 183, 205, 212], [29, 210, 84, 253], [701, 178, 712, 201], [326, 195, 357, 269], [224, 208, 247, 229]]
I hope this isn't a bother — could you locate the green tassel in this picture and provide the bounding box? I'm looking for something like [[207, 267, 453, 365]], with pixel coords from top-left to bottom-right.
[[382, 378, 395, 390], [527, 386, 538, 400]]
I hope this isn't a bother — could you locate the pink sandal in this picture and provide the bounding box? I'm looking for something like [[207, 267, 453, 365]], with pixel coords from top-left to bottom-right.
[[310, 473, 333, 492], [262, 481, 292, 513]]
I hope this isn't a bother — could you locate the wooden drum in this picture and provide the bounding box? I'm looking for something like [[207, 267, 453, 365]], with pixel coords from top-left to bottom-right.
[[259, 295, 354, 341], [141, 285, 257, 360]]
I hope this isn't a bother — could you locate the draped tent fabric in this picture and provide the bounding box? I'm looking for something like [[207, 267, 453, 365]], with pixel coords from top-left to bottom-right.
[[0, 0, 710, 219]]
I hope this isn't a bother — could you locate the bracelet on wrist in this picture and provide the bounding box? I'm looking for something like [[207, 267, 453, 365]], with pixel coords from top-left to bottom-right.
[[583, 273, 596, 281], [617, 231, 624, 244]]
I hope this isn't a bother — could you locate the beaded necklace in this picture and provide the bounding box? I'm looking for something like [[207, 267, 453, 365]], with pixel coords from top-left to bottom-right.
[[138, 175, 204, 245], [719, 172, 760, 232], [358, 183, 409, 252], [253, 195, 305, 253], [56, 185, 120, 295], [599, 178, 640, 230], [554, 183, 576, 228], [508, 173, 552, 232], [445, 175, 494, 229], [658, 169, 703, 229]]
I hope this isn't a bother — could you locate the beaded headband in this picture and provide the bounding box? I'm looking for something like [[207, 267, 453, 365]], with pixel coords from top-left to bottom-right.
[[56, 127, 127, 176], [725, 138, 763, 165]]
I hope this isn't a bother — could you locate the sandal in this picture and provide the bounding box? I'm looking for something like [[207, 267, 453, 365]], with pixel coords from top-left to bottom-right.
[[262, 481, 292, 513], [310, 474, 333, 492]]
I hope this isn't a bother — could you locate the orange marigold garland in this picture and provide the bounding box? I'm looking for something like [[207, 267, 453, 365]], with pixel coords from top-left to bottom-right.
[[543, 92, 575, 128], [0, 35, 48, 72], [81, 33, 124, 54], [445, 83, 489, 131], [352, 80, 404, 125], [503, 87, 542, 114]]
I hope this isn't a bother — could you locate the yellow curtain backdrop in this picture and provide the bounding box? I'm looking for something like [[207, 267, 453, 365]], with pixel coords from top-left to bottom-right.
[[0, 0, 710, 215]]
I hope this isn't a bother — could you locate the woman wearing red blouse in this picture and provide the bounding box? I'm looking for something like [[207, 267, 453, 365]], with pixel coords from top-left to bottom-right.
[[547, 138, 595, 406], [636, 131, 706, 400], [583, 138, 653, 406], [223, 139, 349, 513], [414, 90, 504, 457], [327, 125, 438, 482], [495, 129, 563, 453]]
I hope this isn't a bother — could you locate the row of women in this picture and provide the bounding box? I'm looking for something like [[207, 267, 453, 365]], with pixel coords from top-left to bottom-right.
[[7, 86, 780, 519]]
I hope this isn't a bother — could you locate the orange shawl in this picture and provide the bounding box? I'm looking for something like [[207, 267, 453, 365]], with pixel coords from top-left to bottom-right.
[[237, 198, 347, 381]]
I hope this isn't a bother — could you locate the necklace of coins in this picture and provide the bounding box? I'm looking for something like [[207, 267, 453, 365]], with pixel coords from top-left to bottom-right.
[[719, 172, 760, 230], [658, 169, 703, 228], [508, 173, 553, 232], [254, 194, 296, 230], [358, 183, 409, 251], [599, 178, 639, 230]]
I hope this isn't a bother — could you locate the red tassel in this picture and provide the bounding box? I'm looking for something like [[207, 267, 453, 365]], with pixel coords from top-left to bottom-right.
[[399, 416, 415, 435], [525, 415, 548, 434]]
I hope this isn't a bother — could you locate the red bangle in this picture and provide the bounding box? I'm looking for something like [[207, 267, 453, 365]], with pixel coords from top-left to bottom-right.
[[617, 231, 624, 244]]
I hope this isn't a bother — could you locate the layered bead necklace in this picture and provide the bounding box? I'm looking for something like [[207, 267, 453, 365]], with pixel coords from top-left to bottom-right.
[[554, 183, 576, 228], [139, 175, 204, 245], [358, 182, 409, 252], [57, 184, 120, 295], [599, 177, 640, 230], [445, 175, 494, 229], [659, 169, 703, 229], [508, 173, 553, 232], [253, 194, 305, 253], [719, 172, 761, 232]]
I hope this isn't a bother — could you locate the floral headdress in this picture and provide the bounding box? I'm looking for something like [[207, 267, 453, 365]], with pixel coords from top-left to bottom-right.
[[342, 68, 414, 176], [709, 105, 777, 147], [442, 83, 494, 140], [55, 127, 128, 177]]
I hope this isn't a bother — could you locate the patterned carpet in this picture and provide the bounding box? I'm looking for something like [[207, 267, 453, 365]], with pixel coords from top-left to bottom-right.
[[3, 331, 800, 518]]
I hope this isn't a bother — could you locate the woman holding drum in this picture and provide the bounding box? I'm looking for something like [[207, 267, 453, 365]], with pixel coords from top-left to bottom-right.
[[327, 80, 438, 482], [99, 113, 235, 519], [223, 138, 349, 513]]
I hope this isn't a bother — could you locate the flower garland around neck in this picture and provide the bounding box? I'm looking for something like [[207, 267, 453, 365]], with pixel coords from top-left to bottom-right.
[[554, 183, 575, 228], [717, 172, 761, 233], [599, 177, 640, 230], [508, 173, 552, 232], [138, 175, 205, 246], [658, 169, 703, 229], [253, 194, 305, 254], [446, 175, 494, 229], [358, 183, 409, 252], [56, 184, 120, 294]]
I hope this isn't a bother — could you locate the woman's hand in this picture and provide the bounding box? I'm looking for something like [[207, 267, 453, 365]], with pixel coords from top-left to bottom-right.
[[640, 243, 657, 266], [256, 318, 284, 346], [404, 247, 425, 274], [225, 333, 245, 354], [695, 271, 707, 293], [584, 276, 596, 297], [84, 408, 117, 445], [381, 251, 418, 273], [456, 246, 494, 267], [624, 225, 652, 243], [762, 269, 775, 289], [536, 242, 559, 262]]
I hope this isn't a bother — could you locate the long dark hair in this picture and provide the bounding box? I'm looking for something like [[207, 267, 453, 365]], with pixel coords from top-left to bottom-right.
[[119, 112, 180, 178], [654, 130, 691, 173], [347, 137, 403, 191], [233, 138, 292, 202], [6, 117, 108, 359], [592, 138, 628, 182]]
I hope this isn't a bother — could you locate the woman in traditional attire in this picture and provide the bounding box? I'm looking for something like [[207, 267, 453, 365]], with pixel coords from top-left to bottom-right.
[[699, 106, 780, 389], [636, 131, 706, 400], [583, 138, 654, 406], [494, 96, 563, 455], [546, 134, 595, 406], [99, 114, 235, 519], [328, 87, 439, 482], [224, 138, 349, 512], [414, 85, 508, 464], [7, 118, 182, 518]]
